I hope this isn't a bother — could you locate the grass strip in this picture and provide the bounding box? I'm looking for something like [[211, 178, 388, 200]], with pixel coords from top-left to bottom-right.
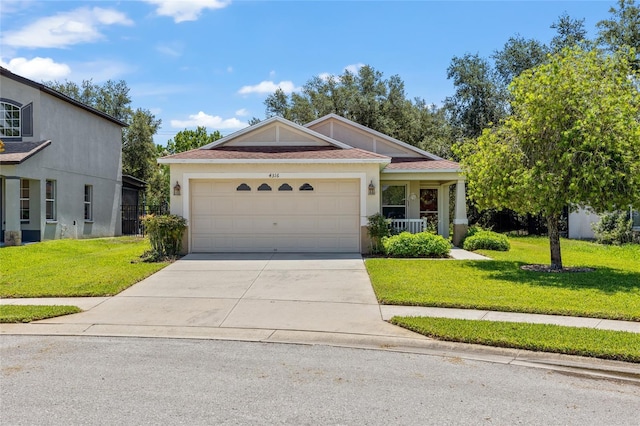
[[391, 316, 640, 363], [0, 305, 82, 323], [1, 237, 169, 297], [366, 238, 640, 321]]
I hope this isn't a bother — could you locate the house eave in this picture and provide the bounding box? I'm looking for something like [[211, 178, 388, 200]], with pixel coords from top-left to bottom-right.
[[158, 158, 391, 165], [382, 168, 461, 174]]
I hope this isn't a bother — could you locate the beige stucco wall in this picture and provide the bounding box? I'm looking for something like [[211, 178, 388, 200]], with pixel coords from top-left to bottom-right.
[[166, 161, 383, 253]]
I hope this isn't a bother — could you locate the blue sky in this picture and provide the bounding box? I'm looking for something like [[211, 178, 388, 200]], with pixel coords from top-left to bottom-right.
[[1, 1, 614, 145]]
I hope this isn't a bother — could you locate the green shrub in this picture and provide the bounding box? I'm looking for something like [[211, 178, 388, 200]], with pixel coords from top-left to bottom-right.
[[463, 230, 510, 251], [142, 214, 187, 259], [592, 211, 635, 245], [382, 232, 450, 258], [367, 213, 391, 254]]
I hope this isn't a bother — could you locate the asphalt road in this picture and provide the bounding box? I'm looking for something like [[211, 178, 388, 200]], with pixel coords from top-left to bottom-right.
[[1, 336, 638, 425]]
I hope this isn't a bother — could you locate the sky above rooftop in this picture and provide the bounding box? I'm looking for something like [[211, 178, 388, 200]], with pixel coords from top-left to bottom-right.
[[0, 1, 614, 145]]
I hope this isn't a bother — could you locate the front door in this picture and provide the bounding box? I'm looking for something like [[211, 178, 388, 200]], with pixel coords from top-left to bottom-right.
[[420, 188, 438, 231]]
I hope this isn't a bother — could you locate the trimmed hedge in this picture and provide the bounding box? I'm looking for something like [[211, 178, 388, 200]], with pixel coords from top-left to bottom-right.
[[463, 230, 510, 251], [382, 232, 451, 258]]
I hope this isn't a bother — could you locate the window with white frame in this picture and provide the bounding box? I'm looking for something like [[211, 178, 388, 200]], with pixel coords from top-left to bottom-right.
[[46, 180, 56, 221], [381, 185, 406, 219], [20, 179, 30, 222], [84, 185, 93, 221], [1, 101, 21, 137]]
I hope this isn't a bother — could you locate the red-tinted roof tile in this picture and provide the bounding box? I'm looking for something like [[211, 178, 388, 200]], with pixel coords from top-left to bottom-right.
[[162, 146, 390, 160], [384, 157, 460, 170]]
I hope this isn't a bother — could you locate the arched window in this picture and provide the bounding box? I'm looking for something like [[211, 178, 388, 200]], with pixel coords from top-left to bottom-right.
[[299, 183, 314, 191], [0, 99, 32, 139], [278, 183, 293, 191], [257, 183, 272, 191], [1, 101, 21, 137]]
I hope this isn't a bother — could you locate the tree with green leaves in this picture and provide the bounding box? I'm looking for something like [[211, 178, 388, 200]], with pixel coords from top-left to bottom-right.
[[165, 126, 222, 154], [444, 53, 506, 141], [550, 12, 590, 52], [458, 47, 640, 269], [597, 0, 640, 69], [123, 108, 164, 205], [47, 79, 132, 122], [493, 36, 549, 86]]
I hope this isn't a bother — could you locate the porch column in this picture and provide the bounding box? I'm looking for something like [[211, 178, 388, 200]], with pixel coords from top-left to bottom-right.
[[438, 184, 450, 238], [452, 179, 468, 246], [4, 176, 21, 246]]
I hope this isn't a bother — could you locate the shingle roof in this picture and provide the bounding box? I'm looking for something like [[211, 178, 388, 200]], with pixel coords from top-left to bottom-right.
[[0, 140, 51, 164], [384, 157, 460, 171], [161, 146, 390, 161]]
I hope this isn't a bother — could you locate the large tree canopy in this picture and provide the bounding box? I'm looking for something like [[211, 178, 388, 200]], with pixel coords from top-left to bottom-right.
[[459, 47, 640, 268]]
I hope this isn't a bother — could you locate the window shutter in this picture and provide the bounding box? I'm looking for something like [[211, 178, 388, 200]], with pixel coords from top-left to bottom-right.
[[21, 103, 33, 137]]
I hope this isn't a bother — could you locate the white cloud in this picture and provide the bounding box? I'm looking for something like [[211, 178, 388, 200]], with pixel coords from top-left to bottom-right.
[[235, 108, 248, 116], [156, 41, 183, 57], [1, 7, 133, 49], [0, 57, 71, 81], [345, 63, 365, 74], [317, 64, 365, 82], [170, 111, 248, 130], [238, 80, 300, 95], [145, 0, 231, 23]]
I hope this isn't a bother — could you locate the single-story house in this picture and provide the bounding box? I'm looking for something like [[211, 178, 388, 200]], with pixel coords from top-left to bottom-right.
[[159, 114, 468, 254], [0, 67, 127, 245]]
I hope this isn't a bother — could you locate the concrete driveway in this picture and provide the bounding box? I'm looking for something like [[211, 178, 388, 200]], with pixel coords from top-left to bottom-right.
[[36, 253, 420, 340]]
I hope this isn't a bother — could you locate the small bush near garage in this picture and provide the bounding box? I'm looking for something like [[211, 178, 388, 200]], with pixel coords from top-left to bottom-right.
[[367, 213, 391, 254], [463, 230, 510, 251], [382, 232, 450, 258], [142, 214, 187, 260]]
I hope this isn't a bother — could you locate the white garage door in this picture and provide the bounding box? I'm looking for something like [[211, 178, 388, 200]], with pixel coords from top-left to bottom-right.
[[190, 179, 360, 252]]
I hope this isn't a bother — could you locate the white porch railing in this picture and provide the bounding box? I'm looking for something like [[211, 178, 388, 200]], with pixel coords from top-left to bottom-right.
[[389, 219, 428, 234]]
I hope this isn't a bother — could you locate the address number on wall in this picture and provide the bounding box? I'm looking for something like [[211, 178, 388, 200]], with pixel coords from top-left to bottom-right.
[[268, 173, 280, 178]]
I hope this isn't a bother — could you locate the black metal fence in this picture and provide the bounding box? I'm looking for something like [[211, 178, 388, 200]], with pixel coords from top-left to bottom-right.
[[121, 204, 169, 236]]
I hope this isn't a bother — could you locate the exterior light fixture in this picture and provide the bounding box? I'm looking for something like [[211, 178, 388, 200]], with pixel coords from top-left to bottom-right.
[[368, 180, 375, 196], [173, 181, 181, 196]]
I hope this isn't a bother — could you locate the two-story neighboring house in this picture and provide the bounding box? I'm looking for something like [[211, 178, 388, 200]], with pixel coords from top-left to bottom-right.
[[0, 67, 127, 245]]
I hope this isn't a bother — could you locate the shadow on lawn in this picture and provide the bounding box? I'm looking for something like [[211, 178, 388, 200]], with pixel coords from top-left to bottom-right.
[[462, 260, 640, 295]]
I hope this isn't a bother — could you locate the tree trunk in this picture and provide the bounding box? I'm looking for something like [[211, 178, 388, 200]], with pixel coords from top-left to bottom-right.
[[547, 214, 563, 270]]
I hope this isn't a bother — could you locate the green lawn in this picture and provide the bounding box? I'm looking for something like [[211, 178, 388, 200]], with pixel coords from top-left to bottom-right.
[[366, 237, 640, 321], [0, 237, 169, 298], [0, 305, 82, 323], [391, 316, 640, 363]]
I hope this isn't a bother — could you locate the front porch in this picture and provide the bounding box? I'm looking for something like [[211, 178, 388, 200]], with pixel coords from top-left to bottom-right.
[[380, 177, 468, 245]]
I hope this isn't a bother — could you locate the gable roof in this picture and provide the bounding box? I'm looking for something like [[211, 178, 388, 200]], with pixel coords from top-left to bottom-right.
[[305, 113, 444, 161], [200, 116, 353, 150], [0, 67, 128, 128]]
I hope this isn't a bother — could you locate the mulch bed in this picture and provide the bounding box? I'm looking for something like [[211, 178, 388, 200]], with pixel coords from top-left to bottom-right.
[[520, 264, 595, 273]]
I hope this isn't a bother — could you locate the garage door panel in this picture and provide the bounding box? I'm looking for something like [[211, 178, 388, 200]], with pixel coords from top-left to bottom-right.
[[190, 179, 360, 252]]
